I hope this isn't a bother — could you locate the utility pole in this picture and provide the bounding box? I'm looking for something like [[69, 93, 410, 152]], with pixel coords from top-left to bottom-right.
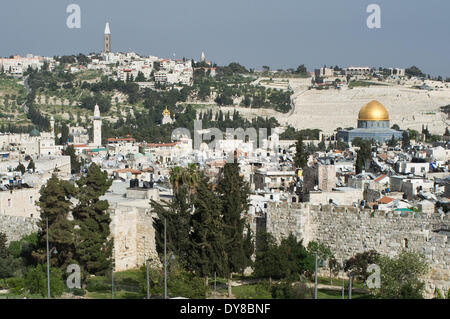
[[111, 242, 115, 299], [348, 274, 353, 300], [314, 253, 318, 299], [111, 267, 114, 299], [164, 218, 167, 299], [146, 259, 150, 299], [46, 217, 50, 299]]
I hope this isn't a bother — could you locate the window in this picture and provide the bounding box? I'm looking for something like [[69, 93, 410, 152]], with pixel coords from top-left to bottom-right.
[[403, 238, 408, 248]]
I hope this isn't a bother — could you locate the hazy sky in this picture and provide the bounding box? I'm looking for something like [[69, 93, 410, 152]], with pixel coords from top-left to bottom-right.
[[1, 0, 449, 76]]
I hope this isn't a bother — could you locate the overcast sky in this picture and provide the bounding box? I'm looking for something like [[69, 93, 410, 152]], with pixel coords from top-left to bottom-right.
[[0, 0, 449, 77]]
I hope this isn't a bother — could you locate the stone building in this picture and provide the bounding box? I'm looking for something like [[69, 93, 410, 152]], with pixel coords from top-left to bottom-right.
[[337, 100, 403, 143]]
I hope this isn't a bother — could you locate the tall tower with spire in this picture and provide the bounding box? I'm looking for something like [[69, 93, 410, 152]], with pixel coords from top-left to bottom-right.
[[92, 104, 102, 147], [50, 116, 55, 137], [104, 22, 111, 53]]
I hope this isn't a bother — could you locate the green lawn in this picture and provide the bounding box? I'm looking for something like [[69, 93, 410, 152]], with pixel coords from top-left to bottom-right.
[[317, 288, 370, 299], [232, 283, 272, 299]]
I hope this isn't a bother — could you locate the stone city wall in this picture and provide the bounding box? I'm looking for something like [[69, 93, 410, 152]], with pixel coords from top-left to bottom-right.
[[0, 215, 39, 243], [263, 202, 450, 297]]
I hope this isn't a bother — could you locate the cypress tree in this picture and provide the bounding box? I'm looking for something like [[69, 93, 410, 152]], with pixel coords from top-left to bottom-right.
[[27, 159, 36, 172], [73, 163, 112, 281], [216, 163, 251, 297], [33, 175, 77, 269], [152, 178, 192, 267], [355, 141, 371, 174], [294, 137, 308, 169], [189, 174, 227, 286]]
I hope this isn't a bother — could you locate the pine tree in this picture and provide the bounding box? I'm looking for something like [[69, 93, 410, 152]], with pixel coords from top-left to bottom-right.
[[73, 163, 113, 281], [0, 232, 8, 259], [216, 162, 251, 297], [33, 175, 77, 269], [189, 174, 227, 286]]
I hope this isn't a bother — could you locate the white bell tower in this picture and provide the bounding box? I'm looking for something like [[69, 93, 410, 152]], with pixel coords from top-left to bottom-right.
[[92, 104, 102, 147]]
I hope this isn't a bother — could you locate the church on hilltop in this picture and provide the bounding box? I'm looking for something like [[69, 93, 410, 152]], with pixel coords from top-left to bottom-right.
[[336, 100, 403, 143]]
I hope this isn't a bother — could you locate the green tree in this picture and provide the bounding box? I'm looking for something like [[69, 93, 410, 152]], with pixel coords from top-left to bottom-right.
[[402, 131, 410, 150], [216, 163, 251, 297], [63, 145, 81, 174], [135, 71, 146, 82], [307, 241, 333, 266], [73, 163, 113, 282], [153, 166, 195, 266], [344, 250, 380, 282], [24, 264, 65, 297], [295, 64, 308, 76], [279, 234, 314, 278], [254, 231, 286, 281], [33, 175, 77, 269], [27, 160, 36, 172], [59, 123, 69, 145], [294, 137, 308, 169], [355, 141, 371, 174], [387, 134, 397, 147], [0, 232, 7, 259], [139, 264, 207, 299], [15, 162, 26, 174], [372, 250, 428, 299], [0, 232, 25, 279], [189, 174, 227, 286]]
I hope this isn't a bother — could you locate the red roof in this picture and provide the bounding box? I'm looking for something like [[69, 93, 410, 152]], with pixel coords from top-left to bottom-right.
[[378, 196, 394, 204], [374, 174, 387, 182], [114, 168, 142, 174]]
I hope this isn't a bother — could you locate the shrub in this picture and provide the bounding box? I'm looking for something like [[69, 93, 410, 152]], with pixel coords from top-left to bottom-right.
[[70, 288, 86, 296], [86, 276, 110, 292], [24, 264, 65, 297], [6, 277, 25, 295]]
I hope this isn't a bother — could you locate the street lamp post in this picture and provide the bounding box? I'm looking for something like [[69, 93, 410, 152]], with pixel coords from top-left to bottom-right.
[[214, 272, 217, 295], [46, 217, 50, 299], [146, 258, 152, 299], [314, 253, 318, 299], [342, 271, 345, 299], [46, 217, 57, 299], [348, 273, 353, 300], [164, 218, 167, 299]]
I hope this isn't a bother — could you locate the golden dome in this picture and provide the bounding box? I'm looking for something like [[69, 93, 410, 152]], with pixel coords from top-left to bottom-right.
[[162, 107, 170, 116], [358, 100, 389, 121]]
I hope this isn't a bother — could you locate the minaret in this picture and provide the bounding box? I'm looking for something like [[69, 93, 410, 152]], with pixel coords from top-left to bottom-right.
[[50, 116, 55, 136], [92, 104, 102, 147], [200, 51, 206, 63], [104, 22, 111, 53]]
